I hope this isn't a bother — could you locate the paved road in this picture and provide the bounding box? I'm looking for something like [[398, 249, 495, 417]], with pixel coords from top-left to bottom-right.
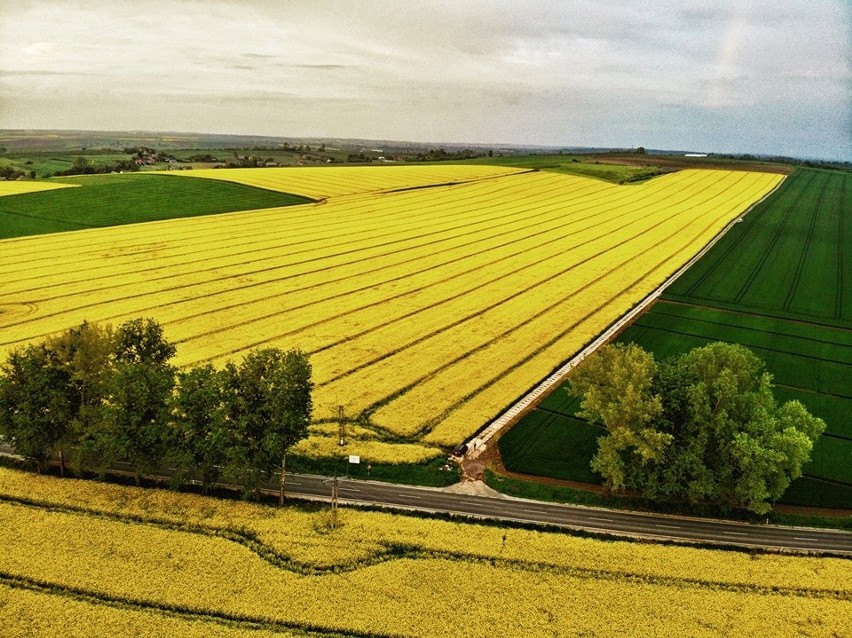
[[283, 473, 852, 556], [2, 444, 849, 555]]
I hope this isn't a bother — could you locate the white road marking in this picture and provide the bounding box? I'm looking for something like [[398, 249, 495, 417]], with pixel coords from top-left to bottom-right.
[[589, 517, 614, 523], [656, 524, 682, 530]]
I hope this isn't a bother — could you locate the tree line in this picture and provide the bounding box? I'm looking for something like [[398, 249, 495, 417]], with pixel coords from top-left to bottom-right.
[[52, 156, 141, 176], [569, 342, 825, 514], [0, 318, 312, 502]]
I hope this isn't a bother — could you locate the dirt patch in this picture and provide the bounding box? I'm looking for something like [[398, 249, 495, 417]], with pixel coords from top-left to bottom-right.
[[461, 437, 608, 495], [442, 480, 505, 498], [588, 153, 794, 175]]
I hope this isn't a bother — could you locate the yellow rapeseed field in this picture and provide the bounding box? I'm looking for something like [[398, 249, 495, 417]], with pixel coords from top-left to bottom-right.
[[171, 163, 525, 199], [0, 180, 78, 196], [0, 467, 848, 637], [0, 165, 783, 461]]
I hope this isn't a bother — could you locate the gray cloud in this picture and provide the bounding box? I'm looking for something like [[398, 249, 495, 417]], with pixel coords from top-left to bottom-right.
[[0, 70, 103, 77], [0, 0, 848, 160]]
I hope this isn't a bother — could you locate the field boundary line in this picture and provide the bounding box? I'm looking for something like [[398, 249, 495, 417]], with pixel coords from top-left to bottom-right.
[[468, 174, 788, 455]]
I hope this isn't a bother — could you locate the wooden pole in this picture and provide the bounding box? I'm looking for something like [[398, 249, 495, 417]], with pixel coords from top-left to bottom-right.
[[279, 452, 287, 505]]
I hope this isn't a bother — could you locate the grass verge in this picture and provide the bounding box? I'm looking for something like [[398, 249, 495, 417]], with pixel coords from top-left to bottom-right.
[[484, 470, 852, 531]]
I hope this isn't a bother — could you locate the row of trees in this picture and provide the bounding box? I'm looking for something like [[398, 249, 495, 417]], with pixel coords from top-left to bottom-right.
[[52, 156, 141, 176], [569, 342, 825, 514], [0, 165, 35, 180], [409, 148, 489, 162], [0, 318, 312, 501]]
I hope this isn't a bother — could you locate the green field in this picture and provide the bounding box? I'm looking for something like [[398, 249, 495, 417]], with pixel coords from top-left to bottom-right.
[[459, 153, 666, 183], [665, 169, 852, 326], [0, 173, 312, 239], [500, 168, 852, 510]]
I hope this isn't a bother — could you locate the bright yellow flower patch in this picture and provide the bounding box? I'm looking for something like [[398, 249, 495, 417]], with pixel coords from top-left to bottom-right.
[[0, 180, 78, 196], [0, 468, 848, 637], [0, 585, 306, 638], [166, 163, 525, 199], [0, 167, 783, 459]]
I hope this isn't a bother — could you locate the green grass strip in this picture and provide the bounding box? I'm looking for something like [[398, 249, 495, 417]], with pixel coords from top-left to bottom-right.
[[0, 174, 313, 239]]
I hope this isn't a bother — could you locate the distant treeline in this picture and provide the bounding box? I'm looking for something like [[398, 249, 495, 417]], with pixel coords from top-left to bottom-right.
[[408, 148, 492, 162], [0, 166, 34, 180], [712, 153, 852, 173], [52, 157, 140, 176]]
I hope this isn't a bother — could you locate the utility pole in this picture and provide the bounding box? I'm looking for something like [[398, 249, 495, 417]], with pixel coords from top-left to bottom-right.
[[331, 476, 339, 529], [338, 405, 346, 446], [323, 476, 340, 529]]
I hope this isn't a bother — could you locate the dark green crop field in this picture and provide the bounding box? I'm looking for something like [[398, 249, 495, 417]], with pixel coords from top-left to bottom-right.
[[665, 169, 851, 326], [0, 173, 313, 240], [500, 168, 852, 510]]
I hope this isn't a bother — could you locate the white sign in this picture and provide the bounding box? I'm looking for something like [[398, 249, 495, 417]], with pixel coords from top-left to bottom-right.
[[348, 455, 361, 464]]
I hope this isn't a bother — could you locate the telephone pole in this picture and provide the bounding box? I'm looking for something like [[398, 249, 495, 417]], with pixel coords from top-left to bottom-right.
[[338, 405, 346, 446], [323, 476, 340, 529]]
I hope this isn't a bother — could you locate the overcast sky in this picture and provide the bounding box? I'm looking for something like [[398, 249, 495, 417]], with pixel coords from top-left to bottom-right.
[[1, 0, 849, 160]]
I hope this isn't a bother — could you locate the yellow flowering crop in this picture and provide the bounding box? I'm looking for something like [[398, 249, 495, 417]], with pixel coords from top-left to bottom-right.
[[0, 584, 306, 638], [0, 467, 849, 637], [0, 167, 782, 460], [166, 163, 525, 199], [0, 180, 78, 196]]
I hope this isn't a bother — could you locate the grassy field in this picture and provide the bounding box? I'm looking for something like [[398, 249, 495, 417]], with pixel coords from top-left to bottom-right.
[[665, 169, 852, 325], [0, 151, 133, 178], [462, 152, 793, 184], [0, 166, 781, 463], [1, 466, 850, 637], [459, 153, 666, 183], [499, 168, 852, 509], [0, 173, 313, 240]]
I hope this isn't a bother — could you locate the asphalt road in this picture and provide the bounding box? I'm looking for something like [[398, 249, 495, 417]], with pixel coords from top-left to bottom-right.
[[1, 444, 849, 555], [283, 473, 852, 556]]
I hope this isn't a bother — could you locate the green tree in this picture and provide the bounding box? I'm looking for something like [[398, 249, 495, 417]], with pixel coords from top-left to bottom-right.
[[0, 344, 74, 472], [71, 156, 91, 174], [101, 319, 177, 485], [114, 317, 176, 366], [656, 343, 825, 513], [169, 364, 228, 493], [46, 321, 115, 473], [102, 360, 175, 486], [568, 343, 670, 492], [222, 348, 312, 500], [269, 349, 313, 503], [570, 342, 825, 513]]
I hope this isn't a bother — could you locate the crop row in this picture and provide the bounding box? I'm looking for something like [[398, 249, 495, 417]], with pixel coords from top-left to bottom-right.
[[667, 170, 851, 326], [176, 163, 525, 199], [0, 582, 310, 638], [0, 168, 782, 460]]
